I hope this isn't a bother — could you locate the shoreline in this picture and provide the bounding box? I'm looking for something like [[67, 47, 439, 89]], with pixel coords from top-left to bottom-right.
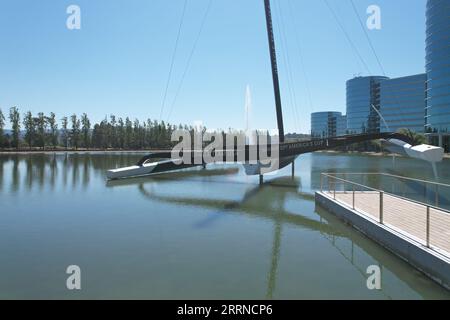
[[315, 150, 388, 157], [0, 149, 170, 155], [1, 149, 449, 159], [316, 150, 450, 159]]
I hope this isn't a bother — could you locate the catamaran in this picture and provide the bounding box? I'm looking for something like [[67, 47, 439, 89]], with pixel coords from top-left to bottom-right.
[[106, 0, 443, 181]]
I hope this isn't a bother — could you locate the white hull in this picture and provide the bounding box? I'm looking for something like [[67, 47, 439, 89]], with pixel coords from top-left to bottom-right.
[[383, 139, 444, 163], [106, 159, 200, 180], [106, 162, 158, 180]]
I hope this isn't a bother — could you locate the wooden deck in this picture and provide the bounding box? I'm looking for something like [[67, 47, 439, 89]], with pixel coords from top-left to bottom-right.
[[324, 191, 450, 256]]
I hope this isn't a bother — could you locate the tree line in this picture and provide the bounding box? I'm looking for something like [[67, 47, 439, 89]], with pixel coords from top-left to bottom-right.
[[0, 107, 194, 151]]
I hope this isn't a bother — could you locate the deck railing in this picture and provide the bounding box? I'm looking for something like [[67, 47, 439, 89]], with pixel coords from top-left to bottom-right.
[[320, 172, 450, 257]]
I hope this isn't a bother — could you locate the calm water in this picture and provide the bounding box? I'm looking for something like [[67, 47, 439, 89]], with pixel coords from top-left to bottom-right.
[[0, 152, 449, 299]]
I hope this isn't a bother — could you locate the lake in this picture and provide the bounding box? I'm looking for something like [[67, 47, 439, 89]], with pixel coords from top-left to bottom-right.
[[0, 152, 449, 299]]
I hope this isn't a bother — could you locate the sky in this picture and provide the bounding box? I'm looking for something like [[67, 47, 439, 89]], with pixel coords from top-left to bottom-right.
[[0, 0, 427, 133]]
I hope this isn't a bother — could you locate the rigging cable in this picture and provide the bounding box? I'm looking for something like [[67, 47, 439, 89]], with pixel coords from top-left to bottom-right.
[[323, 0, 372, 75], [167, 0, 213, 123], [348, 0, 406, 133], [280, 0, 303, 133], [287, 0, 315, 122], [349, 0, 386, 76], [159, 0, 188, 121], [274, 0, 301, 133]]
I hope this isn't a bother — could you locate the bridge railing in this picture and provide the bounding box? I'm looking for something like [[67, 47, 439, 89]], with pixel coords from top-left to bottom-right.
[[320, 172, 450, 258]]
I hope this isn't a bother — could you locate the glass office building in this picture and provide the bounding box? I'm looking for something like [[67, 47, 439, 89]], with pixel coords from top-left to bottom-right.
[[311, 112, 345, 138], [346, 76, 389, 134], [425, 0, 450, 151], [337, 114, 347, 136], [380, 74, 426, 133]]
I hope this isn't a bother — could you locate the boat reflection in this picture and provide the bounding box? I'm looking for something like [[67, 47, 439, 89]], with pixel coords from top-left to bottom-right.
[[106, 172, 444, 299], [0, 153, 447, 298], [110, 169, 447, 299]]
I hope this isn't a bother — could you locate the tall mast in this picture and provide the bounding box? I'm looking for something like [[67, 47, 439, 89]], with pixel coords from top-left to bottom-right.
[[264, 0, 285, 143]]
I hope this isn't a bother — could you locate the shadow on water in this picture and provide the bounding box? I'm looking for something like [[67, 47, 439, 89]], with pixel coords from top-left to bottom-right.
[[1, 153, 449, 298], [107, 171, 449, 299], [108, 174, 341, 299]]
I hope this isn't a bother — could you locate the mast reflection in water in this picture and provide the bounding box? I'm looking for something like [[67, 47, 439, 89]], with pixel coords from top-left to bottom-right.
[[0, 152, 449, 299]]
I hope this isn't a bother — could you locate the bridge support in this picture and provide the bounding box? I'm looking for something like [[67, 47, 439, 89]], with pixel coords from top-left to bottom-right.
[[259, 174, 264, 185], [291, 161, 295, 178]]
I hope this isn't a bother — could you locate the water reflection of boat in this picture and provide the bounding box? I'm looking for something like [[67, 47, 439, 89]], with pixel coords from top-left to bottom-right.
[[106, 172, 444, 299], [1, 153, 446, 298]]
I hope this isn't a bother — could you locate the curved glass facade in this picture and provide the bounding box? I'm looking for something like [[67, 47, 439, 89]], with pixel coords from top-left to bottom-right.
[[425, 0, 450, 135], [337, 114, 347, 136], [346, 76, 389, 134], [311, 112, 345, 138], [380, 74, 426, 133]]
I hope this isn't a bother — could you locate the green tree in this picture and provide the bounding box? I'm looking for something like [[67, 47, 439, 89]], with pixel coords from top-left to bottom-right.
[[70, 114, 81, 149], [133, 119, 140, 149], [81, 113, 91, 149], [36, 112, 47, 149], [125, 117, 133, 149], [0, 108, 5, 147], [23, 111, 36, 149], [152, 120, 160, 148], [47, 112, 58, 148], [3, 134, 11, 148], [91, 123, 102, 149], [104, 117, 112, 149], [149, 122, 155, 148], [110, 115, 117, 148], [61, 116, 69, 148], [142, 121, 148, 148], [92, 119, 110, 149], [148, 119, 156, 147], [117, 118, 124, 149], [159, 121, 168, 148], [397, 128, 427, 145], [9, 107, 20, 149]]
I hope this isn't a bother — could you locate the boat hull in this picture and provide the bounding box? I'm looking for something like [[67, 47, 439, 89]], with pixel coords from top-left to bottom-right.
[[382, 139, 444, 163], [106, 159, 202, 180], [106, 163, 158, 180]]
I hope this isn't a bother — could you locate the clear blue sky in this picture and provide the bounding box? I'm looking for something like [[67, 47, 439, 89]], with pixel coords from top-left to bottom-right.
[[0, 0, 426, 133]]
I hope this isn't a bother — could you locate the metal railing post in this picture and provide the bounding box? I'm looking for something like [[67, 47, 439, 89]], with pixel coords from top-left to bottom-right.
[[426, 206, 430, 248], [315, 172, 450, 255], [352, 185, 355, 209], [327, 176, 330, 194], [435, 184, 439, 207], [320, 174, 323, 193], [379, 191, 384, 224], [333, 177, 336, 200]]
